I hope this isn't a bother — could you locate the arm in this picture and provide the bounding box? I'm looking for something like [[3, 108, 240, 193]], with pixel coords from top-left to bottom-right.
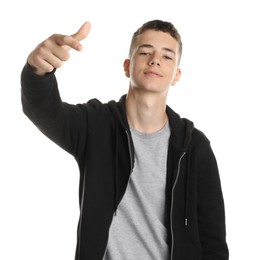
[[197, 143, 229, 260], [21, 22, 91, 157]]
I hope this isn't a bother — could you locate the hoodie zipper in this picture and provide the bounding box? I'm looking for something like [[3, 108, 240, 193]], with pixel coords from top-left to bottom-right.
[[102, 129, 134, 259], [170, 151, 186, 260], [125, 129, 134, 170]]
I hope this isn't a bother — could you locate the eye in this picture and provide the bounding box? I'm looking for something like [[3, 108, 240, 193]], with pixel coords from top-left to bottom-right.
[[163, 55, 173, 60], [139, 52, 151, 56]]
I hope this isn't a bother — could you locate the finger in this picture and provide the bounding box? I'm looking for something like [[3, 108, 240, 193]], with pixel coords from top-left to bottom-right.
[[55, 21, 91, 51], [48, 40, 70, 61], [44, 52, 64, 69], [27, 52, 55, 76], [71, 21, 91, 42], [33, 58, 55, 74], [28, 46, 64, 75], [54, 34, 82, 51]]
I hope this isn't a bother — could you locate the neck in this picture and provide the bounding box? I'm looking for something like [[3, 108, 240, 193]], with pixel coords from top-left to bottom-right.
[[126, 90, 168, 134]]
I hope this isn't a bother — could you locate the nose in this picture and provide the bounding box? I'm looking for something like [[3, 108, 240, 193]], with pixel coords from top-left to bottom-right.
[[148, 54, 160, 66], [149, 60, 160, 66]]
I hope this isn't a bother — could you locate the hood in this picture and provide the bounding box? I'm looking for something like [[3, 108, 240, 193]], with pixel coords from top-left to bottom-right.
[[109, 94, 194, 147], [166, 106, 194, 152], [108, 95, 194, 224]]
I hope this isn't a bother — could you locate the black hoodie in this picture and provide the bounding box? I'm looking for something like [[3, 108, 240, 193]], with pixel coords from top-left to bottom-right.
[[21, 63, 229, 260]]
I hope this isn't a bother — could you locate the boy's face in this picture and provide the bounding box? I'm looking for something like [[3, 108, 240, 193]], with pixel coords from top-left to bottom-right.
[[124, 30, 181, 95]]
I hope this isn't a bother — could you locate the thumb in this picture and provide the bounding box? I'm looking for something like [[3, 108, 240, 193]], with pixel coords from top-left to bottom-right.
[[71, 21, 91, 42], [61, 21, 91, 51]]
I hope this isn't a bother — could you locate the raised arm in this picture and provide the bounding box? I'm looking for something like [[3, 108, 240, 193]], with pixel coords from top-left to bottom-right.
[[21, 21, 92, 157]]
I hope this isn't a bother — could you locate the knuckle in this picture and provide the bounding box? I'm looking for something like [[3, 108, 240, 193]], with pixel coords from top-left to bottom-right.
[[40, 39, 52, 50], [62, 35, 69, 41], [33, 51, 43, 64], [62, 52, 70, 61], [45, 64, 54, 73], [50, 33, 59, 39], [36, 46, 45, 56], [62, 35, 72, 45], [54, 60, 63, 68]]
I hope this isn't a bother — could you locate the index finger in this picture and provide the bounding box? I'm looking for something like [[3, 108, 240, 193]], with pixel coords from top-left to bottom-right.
[[55, 21, 91, 51], [71, 21, 91, 42]]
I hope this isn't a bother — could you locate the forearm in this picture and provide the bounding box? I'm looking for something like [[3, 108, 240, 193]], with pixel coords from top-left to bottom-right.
[[21, 62, 60, 118], [21, 62, 89, 157], [21, 62, 72, 152]]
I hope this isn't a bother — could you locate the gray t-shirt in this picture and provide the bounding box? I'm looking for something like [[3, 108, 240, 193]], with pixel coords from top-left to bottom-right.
[[104, 122, 170, 260]]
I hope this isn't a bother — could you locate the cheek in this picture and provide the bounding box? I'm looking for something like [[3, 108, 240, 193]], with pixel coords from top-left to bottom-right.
[[167, 65, 178, 78], [129, 63, 139, 79]]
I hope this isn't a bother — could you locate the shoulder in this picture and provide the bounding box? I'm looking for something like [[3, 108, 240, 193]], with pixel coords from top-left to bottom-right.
[[192, 126, 210, 146], [80, 98, 112, 115]]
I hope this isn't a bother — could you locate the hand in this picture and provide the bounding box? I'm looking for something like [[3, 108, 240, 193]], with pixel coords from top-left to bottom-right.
[[27, 21, 91, 76]]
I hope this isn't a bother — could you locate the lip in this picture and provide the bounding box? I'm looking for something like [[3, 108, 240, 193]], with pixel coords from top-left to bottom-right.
[[144, 70, 162, 77]]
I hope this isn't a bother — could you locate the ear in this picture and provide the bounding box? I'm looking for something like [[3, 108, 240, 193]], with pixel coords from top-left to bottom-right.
[[123, 59, 130, 78], [172, 68, 181, 86]]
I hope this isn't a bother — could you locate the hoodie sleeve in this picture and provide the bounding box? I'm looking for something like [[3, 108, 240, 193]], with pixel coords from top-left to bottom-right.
[[20, 63, 88, 158], [197, 142, 229, 260]]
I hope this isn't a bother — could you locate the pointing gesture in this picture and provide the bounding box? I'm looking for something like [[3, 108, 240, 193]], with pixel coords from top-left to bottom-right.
[[28, 21, 91, 76]]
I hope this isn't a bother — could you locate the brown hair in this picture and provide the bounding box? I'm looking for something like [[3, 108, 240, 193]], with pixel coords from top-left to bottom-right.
[[129, 20, 182, 63]]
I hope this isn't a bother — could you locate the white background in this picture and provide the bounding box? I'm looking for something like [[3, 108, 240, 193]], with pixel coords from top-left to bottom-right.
[[1, 0, 254, 259]]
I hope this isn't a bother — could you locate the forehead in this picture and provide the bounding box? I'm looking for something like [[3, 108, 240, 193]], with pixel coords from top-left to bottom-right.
[[135, 29, 179, 51]]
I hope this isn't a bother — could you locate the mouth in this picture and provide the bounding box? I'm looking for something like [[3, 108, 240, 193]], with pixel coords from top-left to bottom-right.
[[144, 70, 162, 77]]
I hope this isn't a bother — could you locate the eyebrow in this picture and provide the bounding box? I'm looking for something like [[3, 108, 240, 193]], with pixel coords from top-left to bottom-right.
[[138, 44, 176, 54]]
